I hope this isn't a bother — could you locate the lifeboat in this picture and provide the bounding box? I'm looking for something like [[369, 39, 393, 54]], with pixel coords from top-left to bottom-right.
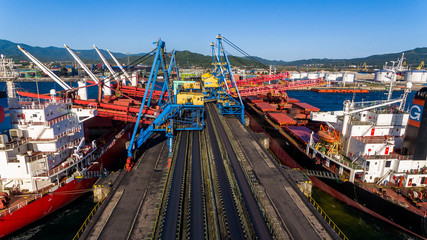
[[317, 130, 337, 143]]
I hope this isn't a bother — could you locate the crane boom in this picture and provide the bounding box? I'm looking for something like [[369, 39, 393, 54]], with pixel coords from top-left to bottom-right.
[[107, 49, 131, 80], [17, 45, 72, 90], [64, 44, 99, 84], [93, 45, 120, 81]]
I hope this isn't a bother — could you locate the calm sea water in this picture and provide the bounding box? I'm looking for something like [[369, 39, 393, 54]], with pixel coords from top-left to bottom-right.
[[0, 82, 421, 239]]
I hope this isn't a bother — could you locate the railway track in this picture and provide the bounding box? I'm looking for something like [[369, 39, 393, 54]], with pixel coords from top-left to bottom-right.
[[153, 103, 273, 239], [206, 103, 272, 240], [154, 131, 208, 239]]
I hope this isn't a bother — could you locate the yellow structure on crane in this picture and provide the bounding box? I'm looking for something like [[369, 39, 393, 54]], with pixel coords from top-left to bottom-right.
[[176, 92, 204, 105], [201, 73, 219, 88], [417, 61, 424, 70]]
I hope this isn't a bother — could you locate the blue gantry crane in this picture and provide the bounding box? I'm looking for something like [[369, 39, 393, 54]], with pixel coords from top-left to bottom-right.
[[202, 35, 245, 124], [126, 40, 204, 170]]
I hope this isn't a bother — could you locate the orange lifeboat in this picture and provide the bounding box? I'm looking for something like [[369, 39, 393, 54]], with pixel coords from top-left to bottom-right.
[[317, 130, 337, 143], [317, 125, 340, 143]]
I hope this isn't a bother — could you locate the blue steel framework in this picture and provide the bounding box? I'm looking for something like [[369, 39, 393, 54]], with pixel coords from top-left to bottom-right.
[[208, 35, 245, 124], [126, 40, 204, 170]]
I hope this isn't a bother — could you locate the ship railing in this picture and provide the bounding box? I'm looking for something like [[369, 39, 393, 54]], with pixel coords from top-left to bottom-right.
[[28, 127, 82, 142], [19, 98, 72, 109], [353, 136, 393, 144], [363, 154, 411, 160], [308, 195, 349, 240], [329, 153, 363, 170], [27, 153, 46, 162], [55, 138, 82, 152], [0, 138, 29, 151], [17, 120, 45, 126], [45, 113, 73, 127], [310, 145, 363, 170], [32, 148, 95, 178], [0, 191, 48, 218]]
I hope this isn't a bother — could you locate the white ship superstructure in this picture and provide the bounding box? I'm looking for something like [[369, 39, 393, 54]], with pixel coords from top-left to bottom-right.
[[309, 82, 427, 188], [0, 54, 97, 194], [0, 96, 97, 193]]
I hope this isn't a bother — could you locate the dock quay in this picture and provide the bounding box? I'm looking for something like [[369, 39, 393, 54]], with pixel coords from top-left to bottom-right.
[[76, 104, 340, 240]]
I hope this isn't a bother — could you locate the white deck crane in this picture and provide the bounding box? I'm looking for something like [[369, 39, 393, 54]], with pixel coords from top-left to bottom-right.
[[17, 45, 72, 91], [64, 44, 112, 97], [107, 50, 132, 85], [64, 44, 99, 85], [93, 45, 120, 82]]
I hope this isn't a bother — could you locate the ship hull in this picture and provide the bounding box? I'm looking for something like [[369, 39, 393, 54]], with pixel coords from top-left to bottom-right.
[[245, 103, 427, 238], [0, 177, 97, 238], [0, 123, 132, 238]]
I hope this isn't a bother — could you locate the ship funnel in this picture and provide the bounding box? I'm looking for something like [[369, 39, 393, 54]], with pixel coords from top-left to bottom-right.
[[402, 87, 427, 160]]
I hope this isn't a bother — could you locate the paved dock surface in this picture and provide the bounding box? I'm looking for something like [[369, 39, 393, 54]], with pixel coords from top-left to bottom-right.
[[226, 117, 338, 240], [81, 112, 338, 240], [82, 133, 168, 240]]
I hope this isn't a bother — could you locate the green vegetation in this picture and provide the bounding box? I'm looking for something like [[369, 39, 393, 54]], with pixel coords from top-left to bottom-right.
[[1, 39, 427, 69]]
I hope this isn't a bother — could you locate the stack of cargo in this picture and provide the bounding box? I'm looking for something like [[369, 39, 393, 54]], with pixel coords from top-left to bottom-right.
[[292, 102, 319, 113], [254, 102, 277, 112], [267, 112, 297, 126], [286, 102, 319, 122], [287, 98, 300, 103], [246, 96, 263, 103]]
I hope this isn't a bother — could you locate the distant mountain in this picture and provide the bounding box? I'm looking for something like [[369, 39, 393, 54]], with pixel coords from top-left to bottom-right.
[[0, 39, 130, 62], [1, 39, 426, 68], [252, 48, 427, 67]]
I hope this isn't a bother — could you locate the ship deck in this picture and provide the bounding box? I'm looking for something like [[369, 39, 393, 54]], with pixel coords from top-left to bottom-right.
[[357, 180, 427, 216], [285, 126, 319, 145]]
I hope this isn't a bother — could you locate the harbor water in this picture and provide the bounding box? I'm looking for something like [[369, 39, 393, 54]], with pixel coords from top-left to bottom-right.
[[0, 82, 420, 239]]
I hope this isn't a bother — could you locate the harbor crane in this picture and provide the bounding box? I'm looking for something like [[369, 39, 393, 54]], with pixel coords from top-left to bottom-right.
[[126, 40, 204, 171], [203, 34, 245, 124]]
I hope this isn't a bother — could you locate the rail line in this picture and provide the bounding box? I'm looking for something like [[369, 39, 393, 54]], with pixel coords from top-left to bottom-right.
[[207, 103, 272, 239], [205, 104, 247, 239], [158, 131, 189, 239], [189, 131, 206, 239], [152, 104, 275, 239]]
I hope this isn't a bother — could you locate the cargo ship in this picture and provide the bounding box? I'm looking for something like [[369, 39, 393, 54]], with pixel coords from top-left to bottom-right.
[[244, 82, 427, 238], [311, 88, 369, 93], [0, 56, 132, 238]]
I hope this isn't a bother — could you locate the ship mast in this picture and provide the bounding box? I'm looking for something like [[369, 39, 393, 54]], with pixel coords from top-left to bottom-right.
[[0, 54, 19, 108], [386, 53, 405, 101]]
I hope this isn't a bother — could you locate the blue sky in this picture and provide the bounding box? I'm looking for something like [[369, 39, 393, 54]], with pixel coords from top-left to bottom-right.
[[0, 0, 426, 61]]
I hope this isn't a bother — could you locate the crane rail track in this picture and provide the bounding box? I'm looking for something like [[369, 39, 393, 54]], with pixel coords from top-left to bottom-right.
[[153, 103, 273, 239], [206, 103, 272, 240]]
